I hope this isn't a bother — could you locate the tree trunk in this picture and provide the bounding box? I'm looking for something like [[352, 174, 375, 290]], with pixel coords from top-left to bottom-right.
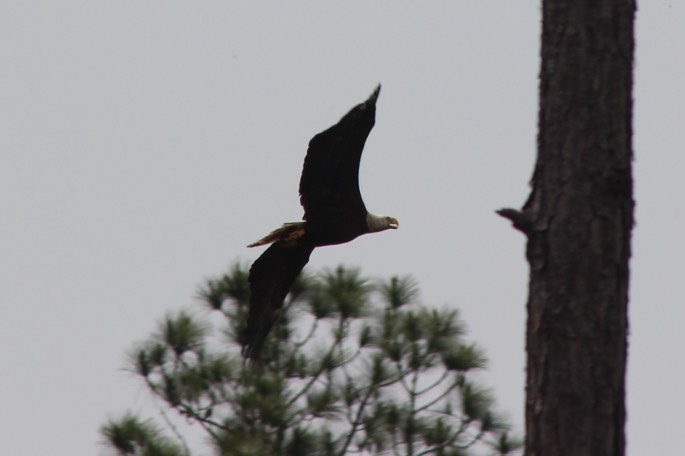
[[498, 1, 635, 455]]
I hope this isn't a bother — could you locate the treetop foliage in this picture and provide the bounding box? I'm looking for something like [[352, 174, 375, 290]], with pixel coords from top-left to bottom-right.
[[102, 263, 521, 456]]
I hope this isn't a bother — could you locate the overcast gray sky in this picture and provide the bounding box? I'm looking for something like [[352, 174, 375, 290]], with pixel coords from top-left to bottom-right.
[[1, 2, 682, 455]]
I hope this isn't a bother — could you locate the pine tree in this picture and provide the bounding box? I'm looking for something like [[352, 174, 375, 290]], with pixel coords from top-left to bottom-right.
[[102, 264, 521, 456]]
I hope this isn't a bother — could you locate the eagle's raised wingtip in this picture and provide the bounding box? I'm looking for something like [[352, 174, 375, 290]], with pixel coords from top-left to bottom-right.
[[369, 84, 381, 103]]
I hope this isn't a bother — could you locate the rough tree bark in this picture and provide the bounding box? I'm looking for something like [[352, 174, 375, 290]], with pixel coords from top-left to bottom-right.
[[498, 1, 635, 455]]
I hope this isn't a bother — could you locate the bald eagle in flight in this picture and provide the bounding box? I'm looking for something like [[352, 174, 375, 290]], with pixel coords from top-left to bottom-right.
[[244, 85, 398, 359]]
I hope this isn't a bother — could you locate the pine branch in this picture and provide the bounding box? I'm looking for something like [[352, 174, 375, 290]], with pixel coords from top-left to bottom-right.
[[414, 370, 449, 397], [158, 407, 192, 456], [286, 315, 348, 409], [415, 377, 459, 414], [338, 382, 376, 456]]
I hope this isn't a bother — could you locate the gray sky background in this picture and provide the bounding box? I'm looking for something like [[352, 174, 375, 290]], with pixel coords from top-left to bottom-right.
[[1, 2, 682, 455]]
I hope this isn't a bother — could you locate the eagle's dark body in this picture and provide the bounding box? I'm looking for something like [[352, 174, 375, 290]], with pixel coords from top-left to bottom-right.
[[244, 86, 397, 358]]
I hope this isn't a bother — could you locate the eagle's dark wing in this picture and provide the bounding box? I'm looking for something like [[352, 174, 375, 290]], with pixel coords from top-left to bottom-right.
[[244, 241, 315, 359], [298, 85, 380, 219]]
